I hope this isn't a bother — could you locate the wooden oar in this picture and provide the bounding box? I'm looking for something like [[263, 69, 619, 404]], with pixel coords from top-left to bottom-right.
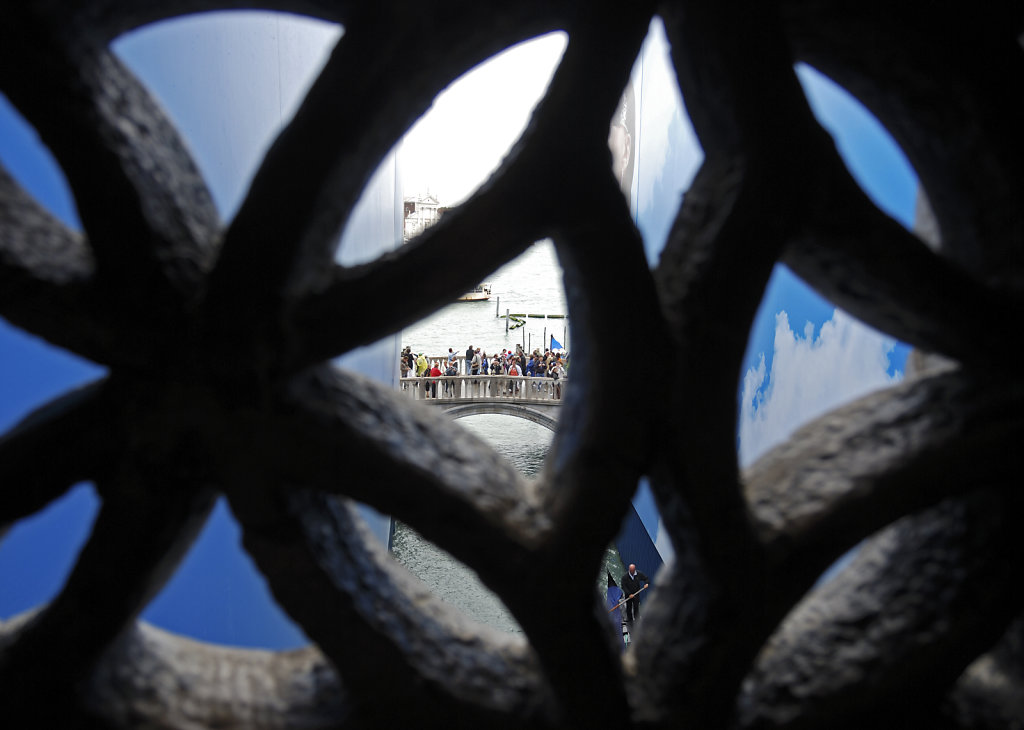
[[607, 584, 648, 613]]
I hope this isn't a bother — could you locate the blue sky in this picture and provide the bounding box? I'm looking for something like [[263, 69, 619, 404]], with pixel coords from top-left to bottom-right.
[[619, 23, 914, 465], [2, 13, 915, 649], [736, 65, 915, 465], [0, 11, 337, 650]]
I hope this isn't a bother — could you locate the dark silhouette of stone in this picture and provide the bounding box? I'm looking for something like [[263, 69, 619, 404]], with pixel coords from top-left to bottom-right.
[[2, 1, 1022, 727]]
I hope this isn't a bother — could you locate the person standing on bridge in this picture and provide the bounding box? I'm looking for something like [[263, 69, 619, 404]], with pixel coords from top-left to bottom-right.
[[444, 359, 458, 397], [550, 360, 565, 399], [465, 345, 474, 374], [428, 361, 442, 398], [620, 563, 649, 624], [507, 357, 520, 396], [401, 346, 413, 378]]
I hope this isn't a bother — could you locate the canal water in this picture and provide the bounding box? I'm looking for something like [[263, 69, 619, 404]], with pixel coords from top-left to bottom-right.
[[401, 239, 570, 359], [390, 414, 550, 635], [391, 242, 626, 635]]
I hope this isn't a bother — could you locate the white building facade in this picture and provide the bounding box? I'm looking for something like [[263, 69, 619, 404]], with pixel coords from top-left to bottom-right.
[[403, 193, 443, 241]]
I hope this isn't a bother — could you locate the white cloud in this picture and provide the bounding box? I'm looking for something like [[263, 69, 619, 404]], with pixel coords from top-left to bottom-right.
[[738, 309, 902, 467]]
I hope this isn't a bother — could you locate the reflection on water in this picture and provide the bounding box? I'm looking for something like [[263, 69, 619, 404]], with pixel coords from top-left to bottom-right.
[[390, 415, 550, 634], [391, 523, 524, 634], [393, 242, 626, 637], [457, 414, 551, 477], [391, 415, 626, 636]]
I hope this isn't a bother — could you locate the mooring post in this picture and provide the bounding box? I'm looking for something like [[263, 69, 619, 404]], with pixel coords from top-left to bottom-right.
[[496, 296, 500, 317], [506, 308, 509, 334]]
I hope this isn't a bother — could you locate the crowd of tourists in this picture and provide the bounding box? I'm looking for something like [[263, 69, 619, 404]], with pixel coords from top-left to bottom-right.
[[400, 344, 567, 385]]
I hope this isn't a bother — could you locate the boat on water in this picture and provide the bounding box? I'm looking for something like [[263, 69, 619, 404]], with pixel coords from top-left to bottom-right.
[[458, 283, 492, 301], [608, 480, 671, 648], [606, 572, 631, 649]]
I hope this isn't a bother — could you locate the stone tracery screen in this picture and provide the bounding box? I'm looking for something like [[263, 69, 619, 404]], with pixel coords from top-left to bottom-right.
[[2, 2, 1023, 728]]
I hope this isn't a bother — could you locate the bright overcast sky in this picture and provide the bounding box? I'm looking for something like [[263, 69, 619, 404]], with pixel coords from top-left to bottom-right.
[[399, 33, 567, 206]]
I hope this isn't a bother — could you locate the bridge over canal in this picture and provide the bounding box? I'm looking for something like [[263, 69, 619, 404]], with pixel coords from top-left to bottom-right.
[[399, 374, 564, 430], [398, 371, 664, 605]]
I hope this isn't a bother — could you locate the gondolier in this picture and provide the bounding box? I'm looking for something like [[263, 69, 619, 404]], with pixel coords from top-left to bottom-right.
[[620, 563, 649, 623]]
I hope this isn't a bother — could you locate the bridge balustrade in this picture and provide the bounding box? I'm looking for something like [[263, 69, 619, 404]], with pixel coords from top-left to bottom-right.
[[399, 374, 565, 402]]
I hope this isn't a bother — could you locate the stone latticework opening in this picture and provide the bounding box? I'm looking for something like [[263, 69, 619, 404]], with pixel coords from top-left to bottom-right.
[[2, 2, 1023, 727]]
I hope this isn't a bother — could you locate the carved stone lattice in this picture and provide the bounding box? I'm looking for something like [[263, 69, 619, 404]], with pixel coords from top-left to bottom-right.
[[2, 2, 1023, 727]]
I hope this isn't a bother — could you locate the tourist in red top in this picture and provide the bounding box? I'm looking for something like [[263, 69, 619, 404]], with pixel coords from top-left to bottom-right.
[[429, 361, 442, 398]]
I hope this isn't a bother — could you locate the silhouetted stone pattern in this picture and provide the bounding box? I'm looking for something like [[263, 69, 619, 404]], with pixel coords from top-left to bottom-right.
[[1, 1, 1022, 727]]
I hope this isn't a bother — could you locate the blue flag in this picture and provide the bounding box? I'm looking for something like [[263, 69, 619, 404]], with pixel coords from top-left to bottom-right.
[[550, 336, 562, 350]]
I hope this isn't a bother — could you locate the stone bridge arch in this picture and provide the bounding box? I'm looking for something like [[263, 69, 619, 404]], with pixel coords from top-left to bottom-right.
[[439, 402, 559, 431]]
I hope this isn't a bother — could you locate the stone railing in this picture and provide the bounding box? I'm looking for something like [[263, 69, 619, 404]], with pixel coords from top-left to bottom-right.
[[404, 354, 566, 376], [399, 374, 566, 402]]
